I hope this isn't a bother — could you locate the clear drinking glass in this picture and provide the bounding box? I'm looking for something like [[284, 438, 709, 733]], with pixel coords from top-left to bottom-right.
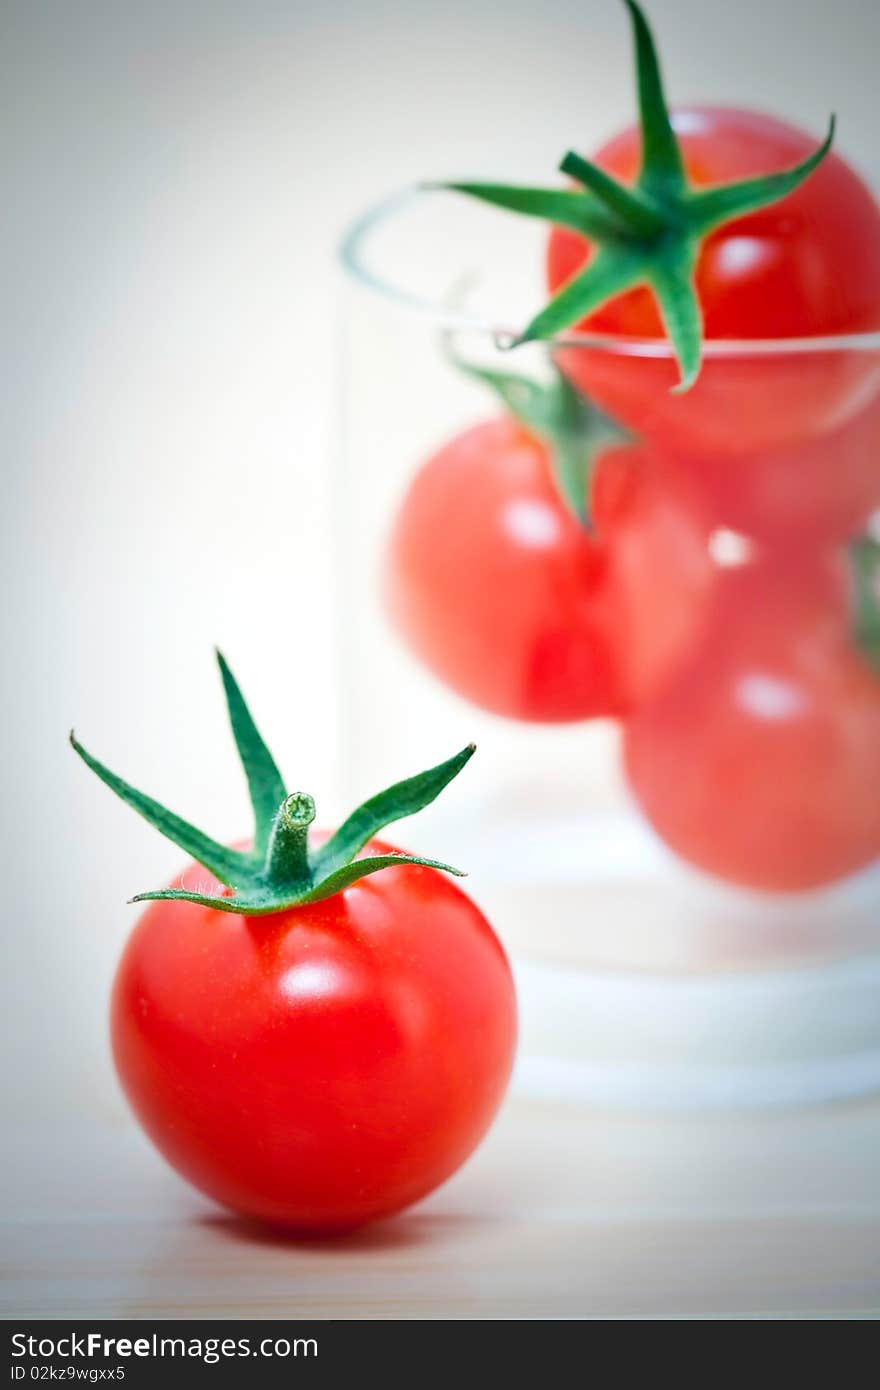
[[337, 186, 880, 1111]]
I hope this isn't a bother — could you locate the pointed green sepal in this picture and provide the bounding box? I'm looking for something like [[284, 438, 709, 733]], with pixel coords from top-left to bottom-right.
[[312, 743, 476, 880], [69, 732, 253, 886], [130, 852, 466, 916], [650, 238, 702, 392], [558, 150, 664, 238], [216, 649, 287, 857], [851, 535, 880, 672], [684, 114, 836, 234], [431, 182, 624, 243], [436, 0, 834, 389], [444, 334, 630, 524], [73, 657, 476, 917], [129, 886, 250, 911], [296, 853, 466, 906], [624, 0, 685, 193], [515, 244, 647, 349]]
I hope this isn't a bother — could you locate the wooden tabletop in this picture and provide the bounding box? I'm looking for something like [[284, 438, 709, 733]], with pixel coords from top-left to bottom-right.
[[5, 1089, 880, 1320]]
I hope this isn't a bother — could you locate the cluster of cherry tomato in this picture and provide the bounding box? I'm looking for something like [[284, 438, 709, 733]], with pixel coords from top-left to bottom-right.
[[388, 102, 880, 894]]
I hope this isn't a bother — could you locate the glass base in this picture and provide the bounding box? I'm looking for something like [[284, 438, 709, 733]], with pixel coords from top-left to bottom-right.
[[421, 800, 880, 1111], [512, 954, 880, 1112]]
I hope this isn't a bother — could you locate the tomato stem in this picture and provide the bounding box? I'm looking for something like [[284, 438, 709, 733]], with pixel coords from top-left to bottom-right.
[[72, 653, 475, 917], [264, 792, 317, 889]]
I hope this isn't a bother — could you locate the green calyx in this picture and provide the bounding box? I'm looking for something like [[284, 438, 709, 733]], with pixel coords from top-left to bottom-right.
[[446, 336, 629, 525], [70, 651, 474, 916], [434, 0, 834, 390], [852, 535, 880, 672]]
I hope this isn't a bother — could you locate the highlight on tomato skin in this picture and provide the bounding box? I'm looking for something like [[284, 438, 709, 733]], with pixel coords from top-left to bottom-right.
[[384, 422, 715, 723], [623, 557, 880, 894], [550, 108, 880, 457]]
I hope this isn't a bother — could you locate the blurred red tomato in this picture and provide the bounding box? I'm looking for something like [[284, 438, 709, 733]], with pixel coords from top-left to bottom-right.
[[593, 445, 715, 705], [658, 394, 880, 543], [624, 558, 880, 892], [386, 418, 616, 721], [385, 419, 713, 721]]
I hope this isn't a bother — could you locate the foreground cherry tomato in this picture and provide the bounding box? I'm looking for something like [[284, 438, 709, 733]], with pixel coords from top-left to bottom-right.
[[74, 656, 516, 1231], [385, 422, 713, 721], [112, 843, 516, 1231], [551, 109, 880, 455], [624, 559, 880, 892]]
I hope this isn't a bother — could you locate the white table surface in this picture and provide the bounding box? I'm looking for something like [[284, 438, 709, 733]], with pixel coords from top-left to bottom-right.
[[5, 1090, 879, 1320]]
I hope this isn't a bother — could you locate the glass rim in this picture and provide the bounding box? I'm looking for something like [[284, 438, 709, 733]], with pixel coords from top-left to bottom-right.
[[339, 185, 880, 359]]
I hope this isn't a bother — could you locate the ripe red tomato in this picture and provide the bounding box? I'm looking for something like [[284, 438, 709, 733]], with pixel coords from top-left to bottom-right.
[[623, 559, 880, 892], [386, 418, 616, 721], [385, 420, 713, 721], [661, 393, 880, 543], [112, 839, 516, 1231], [592, 445, 715, 706], [550, 109, 880, 456]]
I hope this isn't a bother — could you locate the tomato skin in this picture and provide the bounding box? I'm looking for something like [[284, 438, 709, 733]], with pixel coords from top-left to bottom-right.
[[623, 560, 880, 893], [385, 420, 713, 721], [549, 108, 880, 456], [659, 394, 880, 543], [111, 841, 516, 1231], [385, 417, 618, 721], [591, 445, 715, 706]]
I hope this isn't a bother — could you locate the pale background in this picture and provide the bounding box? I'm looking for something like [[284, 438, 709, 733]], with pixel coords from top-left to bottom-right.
[[4, 0, 880, 1319]]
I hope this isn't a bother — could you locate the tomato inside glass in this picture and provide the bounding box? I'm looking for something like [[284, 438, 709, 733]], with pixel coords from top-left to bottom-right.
[[385, 422, 713, 721], [658, 393, 880, 542], [385, 417, 618, 722], [550, 108, 880, 456], [623, 559, 880, 892]]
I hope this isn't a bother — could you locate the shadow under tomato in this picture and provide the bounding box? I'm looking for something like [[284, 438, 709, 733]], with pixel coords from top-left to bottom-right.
[[196, 1210, 439, 1253]]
